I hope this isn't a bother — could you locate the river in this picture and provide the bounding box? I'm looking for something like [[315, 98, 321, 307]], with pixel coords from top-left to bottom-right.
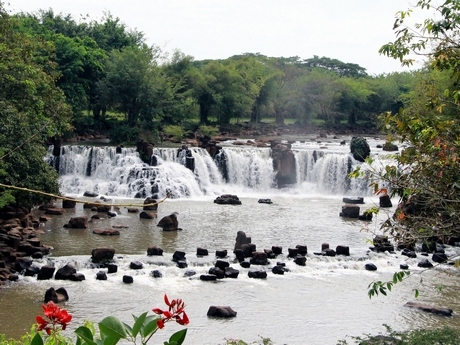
[[0, 137, 459, 345]]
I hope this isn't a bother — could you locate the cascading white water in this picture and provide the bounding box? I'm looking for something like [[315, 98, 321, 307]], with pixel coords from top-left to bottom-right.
[[49, 144, 371, 198]]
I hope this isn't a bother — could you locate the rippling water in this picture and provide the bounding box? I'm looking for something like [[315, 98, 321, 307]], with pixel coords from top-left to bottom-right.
[[1, 194, 460, 345]]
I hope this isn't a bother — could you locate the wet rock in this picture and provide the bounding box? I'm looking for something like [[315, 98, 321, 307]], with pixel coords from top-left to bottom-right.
[[55, 264, 77, 280], [70, 273, 86, 282], [37, 265, 55, 280], [209, 267, 225, 279], [240, 261, 251, 268], [432, 253, 448, 263], [258, 199, 273, 204], [294, 255, 307, 266], [143, 197, 159, 211], [83, 191, 99, 197], [215, 260, 230, 270], [241, 243, 256, 257], [93, 228, 120, 236], [405, 301, 453, 316], [197, 247, 209, 256], [123, 275, 133, 284], [44, 287, 69, 303], [63, 217, 88, 229], [401, 248, 417, 258], [214, 194, 242, 205], [207, 306, 237, 318], [176, 260, 188, 269], [91, 248, 115, 262], [342, 197, 364, 204], [250, 251, 269, 265], [225, 267, 239, 278], [130, 261, 143, 270], [272, 246, 282, 255], [340, 205, 360, 218], [150, 270, 162, 278], [365, 263, 377, 271], [336, 245, 350, 256], [96, 271, 107, 280], [44, 208, 65, 216], [140, 211, 157, 219], [215, 249, 227, 258], [234, 231, 251, 250], [107, 264, 118, 273], [147, 246, 163, 256], [183, 270, 196, 278], [157, 213, 180, 230], [350, 136, 370, 162], [418, 259, 434, 268], [248, 270, 267, 279], [62, 198, 77, 209], [172, 250, 186, 262], [379, 195, 393, 208], [200, 274, 217, 281]]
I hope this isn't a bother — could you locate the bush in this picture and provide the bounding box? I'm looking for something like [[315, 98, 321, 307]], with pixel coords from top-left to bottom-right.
[[197, 125, 220, 138], [339, 325, 460, 345], [163, 125, 184, 142], [109, 125, 140, 145]]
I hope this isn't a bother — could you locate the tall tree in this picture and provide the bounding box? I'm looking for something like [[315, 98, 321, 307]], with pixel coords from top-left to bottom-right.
[[0, 3, 71, 207]]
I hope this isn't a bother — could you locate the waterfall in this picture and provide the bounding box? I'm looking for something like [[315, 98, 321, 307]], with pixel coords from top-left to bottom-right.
[[49, 144, 371, 198]]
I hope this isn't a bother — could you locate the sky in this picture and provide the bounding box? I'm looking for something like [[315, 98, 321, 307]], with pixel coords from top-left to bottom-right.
[[5, 0, 430, 75]]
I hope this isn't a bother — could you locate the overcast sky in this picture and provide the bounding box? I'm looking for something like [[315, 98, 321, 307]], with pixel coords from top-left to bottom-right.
[[6, 1, 430, 75]]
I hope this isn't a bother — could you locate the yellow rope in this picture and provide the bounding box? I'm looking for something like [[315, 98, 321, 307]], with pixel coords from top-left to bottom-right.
[[0, 183, 168, 207]]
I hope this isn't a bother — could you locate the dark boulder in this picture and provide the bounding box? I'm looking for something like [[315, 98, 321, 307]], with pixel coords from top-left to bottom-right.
[[207, 306, 237, 318], [224, 267, 239, 278], [150, 270, 162, 278], [418, 259, 434, 268], [96, 271, 107, 280], [63, 217, 88, 229], [157, 213, 179, 230], [143, 197, 159, 211], [130, 261, 143, 270], [37, 265, 55, 280], [83, 191, 99, 197], [432, 253, 448, 263], [234, 231, 252, 251], [248, 270, 267, 279], [200, 274, 217, 281], [215, 249, 227, 258], [172, 250, 186, 262], [336, 245, 350, 256], [208, 267, 225, 279], [343, 197, 364, 204], [214, 194, 242, 205], [44, 287, 69, 303], [215, 260, 230, 270], [258, 199, 273, 204], [197, 247, 209, 256], [123, 275, 133, 284], [294, 255, 307, 266], [91, 248, 115, 262], [365, 263, 377, 271], [55, 264, 77, 280], [147, 246, 163, 256], [140, 211, 157, 219], [405, 301, 453, 316], [379, 195, 393, 208], [340, 205, 360, 218]]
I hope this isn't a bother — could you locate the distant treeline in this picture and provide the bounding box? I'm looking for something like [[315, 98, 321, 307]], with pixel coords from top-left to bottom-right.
[[11, 8, 419, 143]]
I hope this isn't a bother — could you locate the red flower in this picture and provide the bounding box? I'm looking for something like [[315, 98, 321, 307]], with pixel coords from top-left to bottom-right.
[[152, 294, 189, 329], [36, 301, 72, 335]]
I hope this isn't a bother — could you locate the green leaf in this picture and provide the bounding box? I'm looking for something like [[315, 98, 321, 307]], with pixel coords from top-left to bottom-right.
[[168, 329, 187, 345], [99, 316, 127, 344], [30, 333, 43, 345], [131, 312, 148, 338], [414, 289, 419, 298], [75, 326, 97, 345], [141, 315, 160, 338]]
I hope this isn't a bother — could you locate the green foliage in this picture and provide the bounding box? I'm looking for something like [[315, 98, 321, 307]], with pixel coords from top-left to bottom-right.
[[109, 125, 140, 145], [340, 325, 460, 345], [197, 125, 220, 138], [224, 337, 273, 345], [163, 125, 184, 142], [367, 271, 413, 299], [0, 3, 72, 207]]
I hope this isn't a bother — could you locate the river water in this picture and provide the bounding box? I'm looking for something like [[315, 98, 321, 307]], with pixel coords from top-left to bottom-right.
[[1, 137, 460, 345]]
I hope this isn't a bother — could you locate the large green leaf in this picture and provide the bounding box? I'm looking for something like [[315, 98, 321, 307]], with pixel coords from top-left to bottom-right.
[[98, 316, 127, 343], [166, 329, 187, 345], [30, 333, 43, 345], [131, 312, 147, 338], [141, 315, 160, 338], [75, 326, 97, 345]]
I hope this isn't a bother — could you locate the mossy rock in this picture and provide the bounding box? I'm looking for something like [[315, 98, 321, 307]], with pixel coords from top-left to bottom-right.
[[382, 141, 399, 151], [350, 136, 370, 162]]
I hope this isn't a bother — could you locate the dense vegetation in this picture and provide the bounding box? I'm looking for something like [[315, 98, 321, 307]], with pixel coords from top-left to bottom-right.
[[6, 4, 420, 143]]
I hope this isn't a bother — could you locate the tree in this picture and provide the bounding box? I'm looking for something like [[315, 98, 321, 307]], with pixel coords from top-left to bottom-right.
[[360, 0, 460, 246], [0, 3, 71, 207]]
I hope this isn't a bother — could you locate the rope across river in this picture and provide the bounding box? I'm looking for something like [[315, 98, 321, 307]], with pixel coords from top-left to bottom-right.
[[0, 182, 169, 207]]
